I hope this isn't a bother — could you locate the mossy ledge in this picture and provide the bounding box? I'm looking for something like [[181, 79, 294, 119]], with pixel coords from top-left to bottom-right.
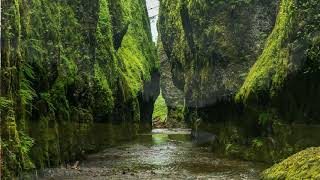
[[261, 147, 320, 180]]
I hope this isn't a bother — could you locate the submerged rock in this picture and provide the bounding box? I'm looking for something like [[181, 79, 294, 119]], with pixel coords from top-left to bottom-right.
[[261, 147, 320, 180]]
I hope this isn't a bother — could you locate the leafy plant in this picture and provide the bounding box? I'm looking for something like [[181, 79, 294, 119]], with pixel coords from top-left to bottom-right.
[[152, 92, 168, 122], [251, 138, 264, 149], [258, 109, 277, 126]]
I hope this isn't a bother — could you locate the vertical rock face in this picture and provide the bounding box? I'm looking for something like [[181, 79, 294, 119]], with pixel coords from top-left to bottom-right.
[[159, 0, 320, 162], [158, 41, 185, 126], [237, 0, 320, 123], [159, 0, 279, 108], [1, 0, 159, 177]]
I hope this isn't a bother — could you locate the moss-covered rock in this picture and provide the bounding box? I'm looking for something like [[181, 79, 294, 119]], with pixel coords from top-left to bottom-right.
[[157, 38, 185, 127], [1, 0, 159, 177], [236, 0, 320, 124], [158, 0, 320, 164], [261, 147, 320, 180], [237, 0, 320, 108], [159, 0, 278, 107]]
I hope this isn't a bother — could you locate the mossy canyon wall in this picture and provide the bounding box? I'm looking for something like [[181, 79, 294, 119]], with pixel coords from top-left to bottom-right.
[[159, 0, 320, 162], [1, 0, 159, 177]]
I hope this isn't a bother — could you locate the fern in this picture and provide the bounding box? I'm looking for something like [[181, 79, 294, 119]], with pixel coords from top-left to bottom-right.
[[19, 63, 37, 106], [18, 131, 34, 156], [17, 131, 35, 170], [19, 79, 36, 106], [0, 97, 13, 109], [22, 63, 35, 79], [40, 92, 56, 113], [252, 138, 264, 149]]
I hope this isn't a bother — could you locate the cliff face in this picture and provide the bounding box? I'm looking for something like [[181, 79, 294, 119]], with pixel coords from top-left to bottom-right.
[[159, 0, 279, 108], [158, 40, 185, 126], [237, 0, 320, 123], [159, 0, 320, 162], [1, 0, 159, 177]]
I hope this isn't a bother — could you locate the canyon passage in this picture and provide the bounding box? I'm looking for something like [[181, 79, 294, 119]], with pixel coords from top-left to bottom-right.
[[1, 0, 320, 179]]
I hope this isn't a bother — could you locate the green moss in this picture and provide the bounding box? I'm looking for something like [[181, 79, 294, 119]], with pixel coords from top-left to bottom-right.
[[117, 34, 147, 96], [261, 147, 320, 180], [236, 0, 294, 102], [158, 0, 320, 167], [152, 92, 168, 122], [1, 0, 157, 178], [159, 0, 279, 107], [236, 0, 320, 103], [116, 0, 157, 97], [93, 63, 114, 113]]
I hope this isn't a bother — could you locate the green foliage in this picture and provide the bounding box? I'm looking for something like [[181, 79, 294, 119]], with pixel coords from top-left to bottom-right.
[[0, 97, 13, 109], [17, 132, 35, 170], [168, 105, 184, 123], [39, 92, 55, 113], [225, 143, 241, 156], [251, 138, 263, 149], [199, 0, 254, 6], [258, 109, 277, 126], [152, 92, 168, 122], [19, 78, 36, 107], [305, 36, 320, 73], [1, 128, 35, 177]]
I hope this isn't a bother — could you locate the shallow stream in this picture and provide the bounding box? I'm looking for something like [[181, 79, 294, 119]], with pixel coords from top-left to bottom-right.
[[35, 128, 266, 179]]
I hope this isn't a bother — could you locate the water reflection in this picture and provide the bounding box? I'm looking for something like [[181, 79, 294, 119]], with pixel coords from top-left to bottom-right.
[[150, 129, 191, 144], [152, 134, 169, 144], [37, 128, 266, 179]]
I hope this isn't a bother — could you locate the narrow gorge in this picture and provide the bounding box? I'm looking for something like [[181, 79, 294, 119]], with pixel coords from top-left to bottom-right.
[[1, 0, 319, 179]]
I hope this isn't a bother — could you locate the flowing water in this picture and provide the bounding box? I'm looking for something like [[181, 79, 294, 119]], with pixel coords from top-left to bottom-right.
[[33, 129, 266, 179]]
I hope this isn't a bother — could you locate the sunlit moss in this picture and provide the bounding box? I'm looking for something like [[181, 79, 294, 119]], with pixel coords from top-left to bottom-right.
[[236, 0, 320, 103], [116, 0, 157, 96], [152, 92, 168, 122], [261, 147, 320, 179]]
